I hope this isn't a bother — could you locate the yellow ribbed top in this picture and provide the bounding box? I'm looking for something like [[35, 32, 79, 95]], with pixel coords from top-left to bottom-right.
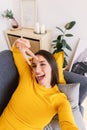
[[0, 47, 78, 130]]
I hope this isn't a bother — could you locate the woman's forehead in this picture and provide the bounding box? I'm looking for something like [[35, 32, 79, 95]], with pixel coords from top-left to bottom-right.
[[32, 55, 46, 63]]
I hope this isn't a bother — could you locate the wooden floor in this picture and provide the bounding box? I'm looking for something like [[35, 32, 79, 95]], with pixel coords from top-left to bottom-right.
[[82, 97, 87, 130]]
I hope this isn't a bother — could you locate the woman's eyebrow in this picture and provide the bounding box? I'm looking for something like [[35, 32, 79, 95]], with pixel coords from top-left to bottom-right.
[[39, 60, 46, 63], [32, 60, 46, 64]]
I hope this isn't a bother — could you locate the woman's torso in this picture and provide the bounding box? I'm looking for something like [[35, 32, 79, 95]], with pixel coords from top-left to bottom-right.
[[0, 71, 62, 130]]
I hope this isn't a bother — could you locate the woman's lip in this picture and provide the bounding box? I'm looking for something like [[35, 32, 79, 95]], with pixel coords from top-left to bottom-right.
[[36, 75, 45, 81]]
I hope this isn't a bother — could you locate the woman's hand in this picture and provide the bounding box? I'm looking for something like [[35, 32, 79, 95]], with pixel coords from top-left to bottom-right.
[[14, 38, 38, 65]]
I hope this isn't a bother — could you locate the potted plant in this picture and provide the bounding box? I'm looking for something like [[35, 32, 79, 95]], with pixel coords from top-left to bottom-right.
[[1, 9, 19, 29], [53, 21, 76, 67]]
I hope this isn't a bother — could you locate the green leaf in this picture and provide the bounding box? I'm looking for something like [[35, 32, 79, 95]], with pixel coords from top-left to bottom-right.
[[63, 58, 67, 67], [57, 35, 63, 40], [53, 40, 57, 42], [65, 21, 76, 30], [56, 27, 64, 33], [53, 39, 60, 45], [56, 43, 62, 50], [65, 34, 73, 37], [64, 51, 68, 56], [66, 43, 72, 51], [2, 9, 14, 19], [62, 39, 67, 47]]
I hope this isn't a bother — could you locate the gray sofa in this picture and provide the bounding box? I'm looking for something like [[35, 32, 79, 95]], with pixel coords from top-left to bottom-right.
[[0, 50, 87, 130]]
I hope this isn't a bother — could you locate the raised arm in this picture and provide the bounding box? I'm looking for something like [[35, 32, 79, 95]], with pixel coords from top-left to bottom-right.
[[12, 38, 37, 77]]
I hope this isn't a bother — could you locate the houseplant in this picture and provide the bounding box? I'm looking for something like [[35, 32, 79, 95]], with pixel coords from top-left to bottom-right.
[[1, 9, 19, 29], [53, 21, 76, 67]]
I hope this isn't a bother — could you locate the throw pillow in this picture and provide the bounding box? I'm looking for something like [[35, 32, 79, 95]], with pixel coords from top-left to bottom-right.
[[58, 83, 80, 109], [54, 52, 66, 84]]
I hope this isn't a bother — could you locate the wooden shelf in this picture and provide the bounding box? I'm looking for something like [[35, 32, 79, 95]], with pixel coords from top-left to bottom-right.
[[4, 28, 52, 53]]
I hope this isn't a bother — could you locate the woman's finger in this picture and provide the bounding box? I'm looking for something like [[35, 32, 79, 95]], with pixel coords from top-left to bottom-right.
[[26, 48, 38, 60], [21, 49, 31, 65]]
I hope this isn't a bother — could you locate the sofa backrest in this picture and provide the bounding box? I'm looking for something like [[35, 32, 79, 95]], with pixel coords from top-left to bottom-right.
[[0, 50, 19, 115]]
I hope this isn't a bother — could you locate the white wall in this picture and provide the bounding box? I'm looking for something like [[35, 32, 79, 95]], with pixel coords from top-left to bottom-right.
[[0, 0, 13, 51], [0, 0, 87, 61], [0, 0, 20, 51], [37, 0, 87, 38], [37, 0, 87, 62]]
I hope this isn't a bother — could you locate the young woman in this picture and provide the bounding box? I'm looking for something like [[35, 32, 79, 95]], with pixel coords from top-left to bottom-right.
[[0, 38, 79, 130]]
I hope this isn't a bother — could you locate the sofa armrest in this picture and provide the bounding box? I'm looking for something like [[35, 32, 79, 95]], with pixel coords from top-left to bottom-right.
[[64, 70, 87, 105]]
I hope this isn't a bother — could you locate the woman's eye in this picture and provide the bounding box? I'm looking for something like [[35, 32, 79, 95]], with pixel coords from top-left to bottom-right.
[[40, 63, 46, 66], [32, 64, 36, 68]]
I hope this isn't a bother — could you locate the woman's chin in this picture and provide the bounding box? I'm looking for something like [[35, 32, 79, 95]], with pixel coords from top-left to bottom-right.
[[38, 81, 44, 86], [38, 82, 43, 86]]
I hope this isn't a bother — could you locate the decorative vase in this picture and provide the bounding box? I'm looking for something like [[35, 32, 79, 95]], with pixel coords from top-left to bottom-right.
[[11, 18, 19, 29]]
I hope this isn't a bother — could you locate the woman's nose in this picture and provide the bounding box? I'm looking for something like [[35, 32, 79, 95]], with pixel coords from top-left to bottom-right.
[[35, 66, 41, 73]]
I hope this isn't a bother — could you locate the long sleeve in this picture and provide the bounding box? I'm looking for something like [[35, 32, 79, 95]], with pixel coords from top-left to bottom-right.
[[57, 93, 79, 130], [12, 45, 32, 79]]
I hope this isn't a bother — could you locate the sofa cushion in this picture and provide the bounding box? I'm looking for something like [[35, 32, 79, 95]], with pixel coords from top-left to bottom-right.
[[0, 50, 19, 115], [58, 83, 80, 109]]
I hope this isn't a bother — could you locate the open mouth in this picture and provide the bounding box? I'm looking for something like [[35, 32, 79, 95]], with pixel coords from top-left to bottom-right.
[[36, 74, 45, 82]]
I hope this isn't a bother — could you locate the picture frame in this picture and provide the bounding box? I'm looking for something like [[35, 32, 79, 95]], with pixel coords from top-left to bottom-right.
[[20, 0, 38, 28], [69, 39, 87, 77]]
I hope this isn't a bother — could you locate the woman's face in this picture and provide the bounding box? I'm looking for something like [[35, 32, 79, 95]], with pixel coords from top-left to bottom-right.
[[32, 55, 52, 88]]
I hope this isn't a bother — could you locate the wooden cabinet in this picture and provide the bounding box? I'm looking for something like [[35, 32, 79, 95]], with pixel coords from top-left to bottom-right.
[[4, 28, 52, 53]]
